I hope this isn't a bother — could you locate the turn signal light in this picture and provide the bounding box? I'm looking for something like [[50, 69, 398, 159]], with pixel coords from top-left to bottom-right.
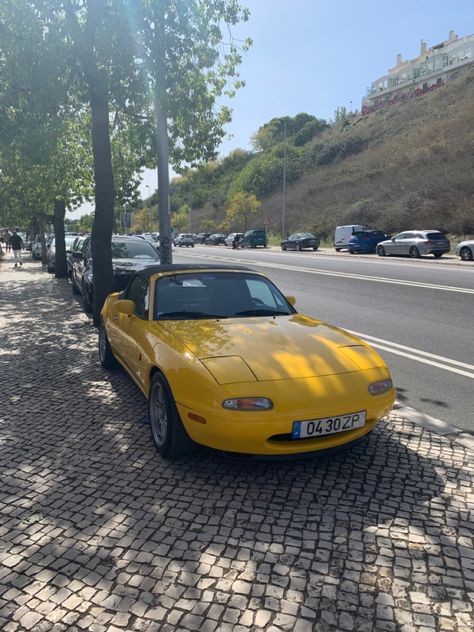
[[368, 379, 393, 396], [222, 397, 273, 411]]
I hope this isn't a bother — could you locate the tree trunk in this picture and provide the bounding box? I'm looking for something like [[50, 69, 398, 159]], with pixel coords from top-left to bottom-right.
[[39, 216, 48, 264], [89, 70, 115, 327], [54, 200, 68, 278], [154, 10, 172, 264]]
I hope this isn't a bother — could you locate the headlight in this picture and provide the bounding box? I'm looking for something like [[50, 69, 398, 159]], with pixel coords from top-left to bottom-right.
[[222, 397, 273, 411], [368, 379, 393, 396]]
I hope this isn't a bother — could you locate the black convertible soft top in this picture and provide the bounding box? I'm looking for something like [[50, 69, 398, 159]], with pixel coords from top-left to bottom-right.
[[135, 263, 252, 280]]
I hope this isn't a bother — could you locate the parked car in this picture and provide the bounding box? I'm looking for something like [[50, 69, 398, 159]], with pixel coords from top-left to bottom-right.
[[376, 230, 450, 258], [346, 230, 390, 254], [71, 235, 160, 311], [205, 233, 226, 245], [46, 234, 77, 273], [455, 239, 474, 261], [224, 233, 244, 247], [32, 234, 53, 260], [281, 232, 320, 251], [334, 225, 366, 251], [99, 264, 395, 459], [175, 233, 195, 247], [240, 229, 268, 248], [67, 235, 88, 277], [195, 233, 211, 244]]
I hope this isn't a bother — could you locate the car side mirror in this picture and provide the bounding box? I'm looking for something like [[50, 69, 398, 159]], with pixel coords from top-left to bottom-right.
[[116, 299, 135, 315], [286, 295, 296, 306]]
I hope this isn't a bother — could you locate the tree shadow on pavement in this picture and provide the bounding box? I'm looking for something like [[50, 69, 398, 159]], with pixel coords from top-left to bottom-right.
[[0, 265, 472, 632]]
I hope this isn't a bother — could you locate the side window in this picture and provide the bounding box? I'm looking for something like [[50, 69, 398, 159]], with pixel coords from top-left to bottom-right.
[[245, 279, 287, 310], [127, 277, 149, 319], [394, 233, 407, 241]]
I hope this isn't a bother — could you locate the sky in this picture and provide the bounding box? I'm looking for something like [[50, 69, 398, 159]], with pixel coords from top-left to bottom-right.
[[71, 0, 474, 219]]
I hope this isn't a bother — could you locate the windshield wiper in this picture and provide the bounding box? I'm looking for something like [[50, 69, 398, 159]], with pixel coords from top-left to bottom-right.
[[158, 311, 228, 320], [234, 308, 290, 317]]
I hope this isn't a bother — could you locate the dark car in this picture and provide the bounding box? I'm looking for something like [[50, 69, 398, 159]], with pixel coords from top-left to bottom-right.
[[67, 235, 88, 277], [71, 235, 160, 312], [346, 230, 390, 254], [205, 233, 226, 245], [46, 234, 77, 273], [195, 232, 211, 244], [281, 232, 320, 252], [240, 229, 268, 248]]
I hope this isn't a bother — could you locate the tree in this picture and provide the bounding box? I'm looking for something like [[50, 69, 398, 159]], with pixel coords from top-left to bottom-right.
[[223, 191, 261, 232], [132, 0, 251, 263]]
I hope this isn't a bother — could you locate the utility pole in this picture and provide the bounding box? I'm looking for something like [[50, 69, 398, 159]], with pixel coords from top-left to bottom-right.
[[281, 120, 287, 239]]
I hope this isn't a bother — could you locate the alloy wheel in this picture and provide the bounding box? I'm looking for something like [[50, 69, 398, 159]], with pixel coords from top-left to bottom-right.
[[150, 381, 168, 447]]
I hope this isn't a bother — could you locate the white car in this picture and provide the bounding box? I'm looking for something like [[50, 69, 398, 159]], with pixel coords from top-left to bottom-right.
[[456, 240, 474, 261]]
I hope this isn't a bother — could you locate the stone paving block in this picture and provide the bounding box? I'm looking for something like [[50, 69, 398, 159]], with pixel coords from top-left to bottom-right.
[[0, 261, 474, 632]]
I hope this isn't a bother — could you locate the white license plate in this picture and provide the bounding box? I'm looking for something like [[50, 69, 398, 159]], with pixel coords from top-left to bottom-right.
[[292, 411, 366, 439]]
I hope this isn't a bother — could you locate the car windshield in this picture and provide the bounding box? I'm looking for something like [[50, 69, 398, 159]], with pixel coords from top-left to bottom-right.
[[154, 272, 295, 320], [111, 241, 159, 260]]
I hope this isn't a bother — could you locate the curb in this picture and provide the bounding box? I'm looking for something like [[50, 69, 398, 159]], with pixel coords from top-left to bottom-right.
[[394, 401, 474, 450]]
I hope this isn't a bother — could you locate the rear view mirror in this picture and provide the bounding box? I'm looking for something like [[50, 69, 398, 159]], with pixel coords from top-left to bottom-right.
[[286, 295, 296, 306], [116, 299, 135, 315]]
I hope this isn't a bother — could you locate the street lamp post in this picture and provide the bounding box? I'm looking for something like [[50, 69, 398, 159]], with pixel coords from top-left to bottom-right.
[[281, 120, 287, 239], [145, 185, 152, 230]]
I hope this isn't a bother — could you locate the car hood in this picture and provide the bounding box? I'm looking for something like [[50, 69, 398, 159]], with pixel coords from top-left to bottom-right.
[[161, 314, 385, 383]]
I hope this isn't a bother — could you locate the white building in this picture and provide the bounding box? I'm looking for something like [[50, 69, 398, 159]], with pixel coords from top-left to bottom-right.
[[362, 31, 474, 114]]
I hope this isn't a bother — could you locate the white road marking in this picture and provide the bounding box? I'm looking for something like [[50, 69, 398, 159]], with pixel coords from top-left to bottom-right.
[[178, 252, 474, 294], [346, 330, 474, 380]]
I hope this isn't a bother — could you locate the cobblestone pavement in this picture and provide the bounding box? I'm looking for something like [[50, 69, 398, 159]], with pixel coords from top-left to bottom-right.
[[1, 254, 473, 632]]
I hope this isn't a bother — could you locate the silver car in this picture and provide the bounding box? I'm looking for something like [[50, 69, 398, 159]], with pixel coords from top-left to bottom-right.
[[455, 240, 474, 261], [376, 230, 450, 258]]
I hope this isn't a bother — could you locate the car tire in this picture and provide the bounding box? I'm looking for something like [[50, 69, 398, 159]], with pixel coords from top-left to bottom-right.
[[98, 322, 119, 370], [296, 244, 301, 252], [47, 264, 54, 273], [82, 282, 93, 312], [460, 246, 473, 261], [433, 251, 443, 258], [376, 246, 386, 257], [313, 246, 318, 251], [335, 248, 341, 252], [348, 249, 355, 255], [409, 246, 420, 258], [281, 244, 286, 251], [148, 372, 194, 459]]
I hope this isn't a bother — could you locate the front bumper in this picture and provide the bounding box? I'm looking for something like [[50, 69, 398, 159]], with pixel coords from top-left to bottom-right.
[[176, 369, 395, 456]]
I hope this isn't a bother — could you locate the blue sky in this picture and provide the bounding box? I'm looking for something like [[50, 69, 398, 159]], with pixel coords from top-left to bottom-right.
[[72, 0, 474, 218]]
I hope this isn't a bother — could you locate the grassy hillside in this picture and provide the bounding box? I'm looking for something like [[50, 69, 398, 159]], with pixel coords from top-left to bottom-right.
[[174, 66, 474, 239]]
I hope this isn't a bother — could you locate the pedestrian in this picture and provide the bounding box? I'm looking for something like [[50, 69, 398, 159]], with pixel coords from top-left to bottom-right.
[[4, 229, 11, 252], [9, 230, 24, 267]]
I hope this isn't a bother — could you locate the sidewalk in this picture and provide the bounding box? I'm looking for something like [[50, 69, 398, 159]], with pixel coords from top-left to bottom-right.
[[0, 252, 473, 632]]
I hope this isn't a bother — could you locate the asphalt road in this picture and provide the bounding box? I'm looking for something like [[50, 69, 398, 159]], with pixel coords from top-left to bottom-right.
[[174, 245, 474, 432]]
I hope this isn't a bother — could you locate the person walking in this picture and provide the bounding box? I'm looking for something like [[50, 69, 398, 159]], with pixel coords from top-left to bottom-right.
[[4, 229, 11, 252], [9, 230, 24, 267]]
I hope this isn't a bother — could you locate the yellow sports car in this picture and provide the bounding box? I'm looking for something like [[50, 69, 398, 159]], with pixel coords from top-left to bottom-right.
[[99, 264, 395, 458]]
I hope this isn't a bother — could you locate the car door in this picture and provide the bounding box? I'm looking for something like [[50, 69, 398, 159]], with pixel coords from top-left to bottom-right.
[[110, 277, 150, 384], [389, 232, 408, 255]]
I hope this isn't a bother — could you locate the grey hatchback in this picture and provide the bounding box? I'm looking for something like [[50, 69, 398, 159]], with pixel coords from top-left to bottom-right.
[[376, 230, 450, 258]]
